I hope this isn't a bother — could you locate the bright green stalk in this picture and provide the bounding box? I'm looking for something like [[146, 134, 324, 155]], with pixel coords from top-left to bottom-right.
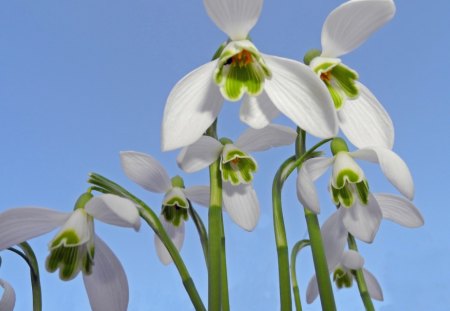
[[88, 174, 205, 311], [290, 239, 310, 311], [220, 216, 230, 311], [347, 234, 375, 311], [188, 205, 209, 269]]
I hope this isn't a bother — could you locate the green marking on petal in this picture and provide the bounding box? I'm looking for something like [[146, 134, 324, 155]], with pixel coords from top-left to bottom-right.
[[164, 195, 188, 209], [50, 230, 80, 249], [326, 83, 345, 110], [335, 169, 362, 189], [333, 267, 353, 289], [314, 62, 339, 75], [331, 64, 359, 99], [220, 144, 258, 185], [355, 180, 370, 205], [162, 204, 189, 227]]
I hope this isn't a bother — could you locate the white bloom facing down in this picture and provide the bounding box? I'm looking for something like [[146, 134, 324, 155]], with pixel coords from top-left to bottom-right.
[[162, 0, 337, 151], [307, 0, 396, 149], [0, 194, 139, 311]]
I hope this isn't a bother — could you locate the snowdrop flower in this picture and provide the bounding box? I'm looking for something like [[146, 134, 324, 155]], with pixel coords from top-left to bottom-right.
[[0, 193, 140, 311], [120, 151, 210, 265], [297, 138, 418, 242], [162, 0, 338, 151], [305, 0, 396, 149], [0, 279, 15, 311], [177, 124, 296, 230]]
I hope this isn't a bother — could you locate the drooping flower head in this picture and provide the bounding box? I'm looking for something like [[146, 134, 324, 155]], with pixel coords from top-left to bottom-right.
[[162, 0, 338, 151]]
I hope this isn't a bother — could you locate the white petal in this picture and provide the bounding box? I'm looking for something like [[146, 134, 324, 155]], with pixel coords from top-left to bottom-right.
[[203, 0, 263, 40], [321, 0, 396, 57], [154, 217, 185, 265], [263, 55, 338, 138], [306, 275, 319, 304], [235, 124, 296, 152], [85, 194, 141, 231], [184, 186, 211, 207], [321, 211, 348, 270], [120, 151, 171, 193], [83, 235, 129, 311], [363, 269, 384, 301], [240, 93, 280, 129], [338, 82, 394, 149], [351, 147, 414, 200], [176, 136, 223, 173], [222, 182, 259, 231], [0, 208, 70, 250], [51, 209, 91, 248], [374, 193, 424, 228], [0, 279, 15, 311], [162, 60, 224, 151], [341, 250, 365, 270], [341, 194, 382, 243]]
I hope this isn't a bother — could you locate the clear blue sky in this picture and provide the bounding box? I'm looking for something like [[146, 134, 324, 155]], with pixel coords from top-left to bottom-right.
[[1, 0, 449, 310]]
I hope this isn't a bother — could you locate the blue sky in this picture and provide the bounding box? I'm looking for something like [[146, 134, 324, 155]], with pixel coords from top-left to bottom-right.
[[1, 0, 449, 310]]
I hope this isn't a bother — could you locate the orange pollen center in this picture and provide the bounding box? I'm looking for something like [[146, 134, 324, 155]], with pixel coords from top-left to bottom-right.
[[231, 50, 253, 67], [320, 71, 332, 82], [231, 158, 240, 165]]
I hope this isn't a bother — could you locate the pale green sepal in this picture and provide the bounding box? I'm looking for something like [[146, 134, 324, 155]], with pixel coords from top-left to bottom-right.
[[220, 144, 258, 185]]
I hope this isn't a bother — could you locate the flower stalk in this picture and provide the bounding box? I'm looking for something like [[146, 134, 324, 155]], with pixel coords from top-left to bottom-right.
[[290, 239, 310, 311]]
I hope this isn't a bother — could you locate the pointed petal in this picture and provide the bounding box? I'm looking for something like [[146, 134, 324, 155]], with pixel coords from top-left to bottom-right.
[[203, 0, 263, 40], [321, 0, 396, 57], [374, 193, 424, 228], [120, 151, 171, 193], [0, 279, 15, 311], [154, 217, 185, 265], [297, 157, 334, 213], [363, 269, 384, 301], [162, 60, 224, 151], [184, 186, 210, 207], [351, 147, 414, 200], [222, 182, 259, 231], [263, 55, 338, 138], [341, 250, 365, 270], [341, 194, 382, 243], [240, 93, 280, 129], [338, 82, 394, 149], [321, 211, 348, 270], [176, 136, 223, 173], [85, 194, 141, 231], [306, 275, 319, 304], [0, 208, 70, 250], [83, 236, 129, 311], [235, 124, 296, 152]]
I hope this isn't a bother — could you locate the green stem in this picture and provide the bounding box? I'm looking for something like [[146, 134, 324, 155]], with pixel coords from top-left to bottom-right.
[[88, 174, 205, 311], [188, 205, 209, 270], [290, 239, 310, 311], [347, 235, 375, 311], [220, 217, 230, 311]]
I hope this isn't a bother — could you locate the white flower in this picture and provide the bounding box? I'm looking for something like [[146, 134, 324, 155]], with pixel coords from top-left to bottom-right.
[[307, 0, 396, 149], [0, 279, 15, 311], [162, 0, 338, 151], [177, 124, 296, 231], [120, 151, 210, 265], [297, 140, 419, 242], [0, 194, 140, 311]]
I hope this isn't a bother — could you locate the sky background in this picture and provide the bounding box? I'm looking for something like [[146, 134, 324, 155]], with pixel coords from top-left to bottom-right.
[[0, 0, 449, 310]]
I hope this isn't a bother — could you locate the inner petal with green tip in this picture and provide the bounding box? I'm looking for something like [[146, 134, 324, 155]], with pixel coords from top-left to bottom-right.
[[162, 204, 189, 227], [333, 267, 354, 289], [220, 144, 257, 185], [214, 40, 271, 101]]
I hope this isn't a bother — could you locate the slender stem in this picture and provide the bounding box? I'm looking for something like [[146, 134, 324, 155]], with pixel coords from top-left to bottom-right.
[[188, 205, 209, 270], [220, 218, 230, 311], [347, 235, 375, 311], [290, 239, 310, 311], [88, 174, 205, 311]]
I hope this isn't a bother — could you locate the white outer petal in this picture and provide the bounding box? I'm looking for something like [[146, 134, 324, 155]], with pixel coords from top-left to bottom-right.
[[321, 211, 348, 270], [203, 0, 263, 40], [351, 147, 414, 200], [235, 124, 296, 152], [184, 186, 211, 207], [306, 275, 319, 304], [0, 279, 15, 311], [363, 268, 384, 301], [240, 93, 280, 129], [341, 250, 365, 270], [162, 60, 224, 151], [85, 194, 141, 231], [321, 0, 396, 57], [341, 194, 382, 243], [374, 193, 424, 227], [0, 208, 70, 250], [339, 82, 394, 149], [263, 55, 338, 138], [176, 136, 223, 173], [120, 151, 171, 193], [222, 182, 259, 231], [154, 217, 185, 265], [297, 157, 334, 214], [83, 235, 129, 311]]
